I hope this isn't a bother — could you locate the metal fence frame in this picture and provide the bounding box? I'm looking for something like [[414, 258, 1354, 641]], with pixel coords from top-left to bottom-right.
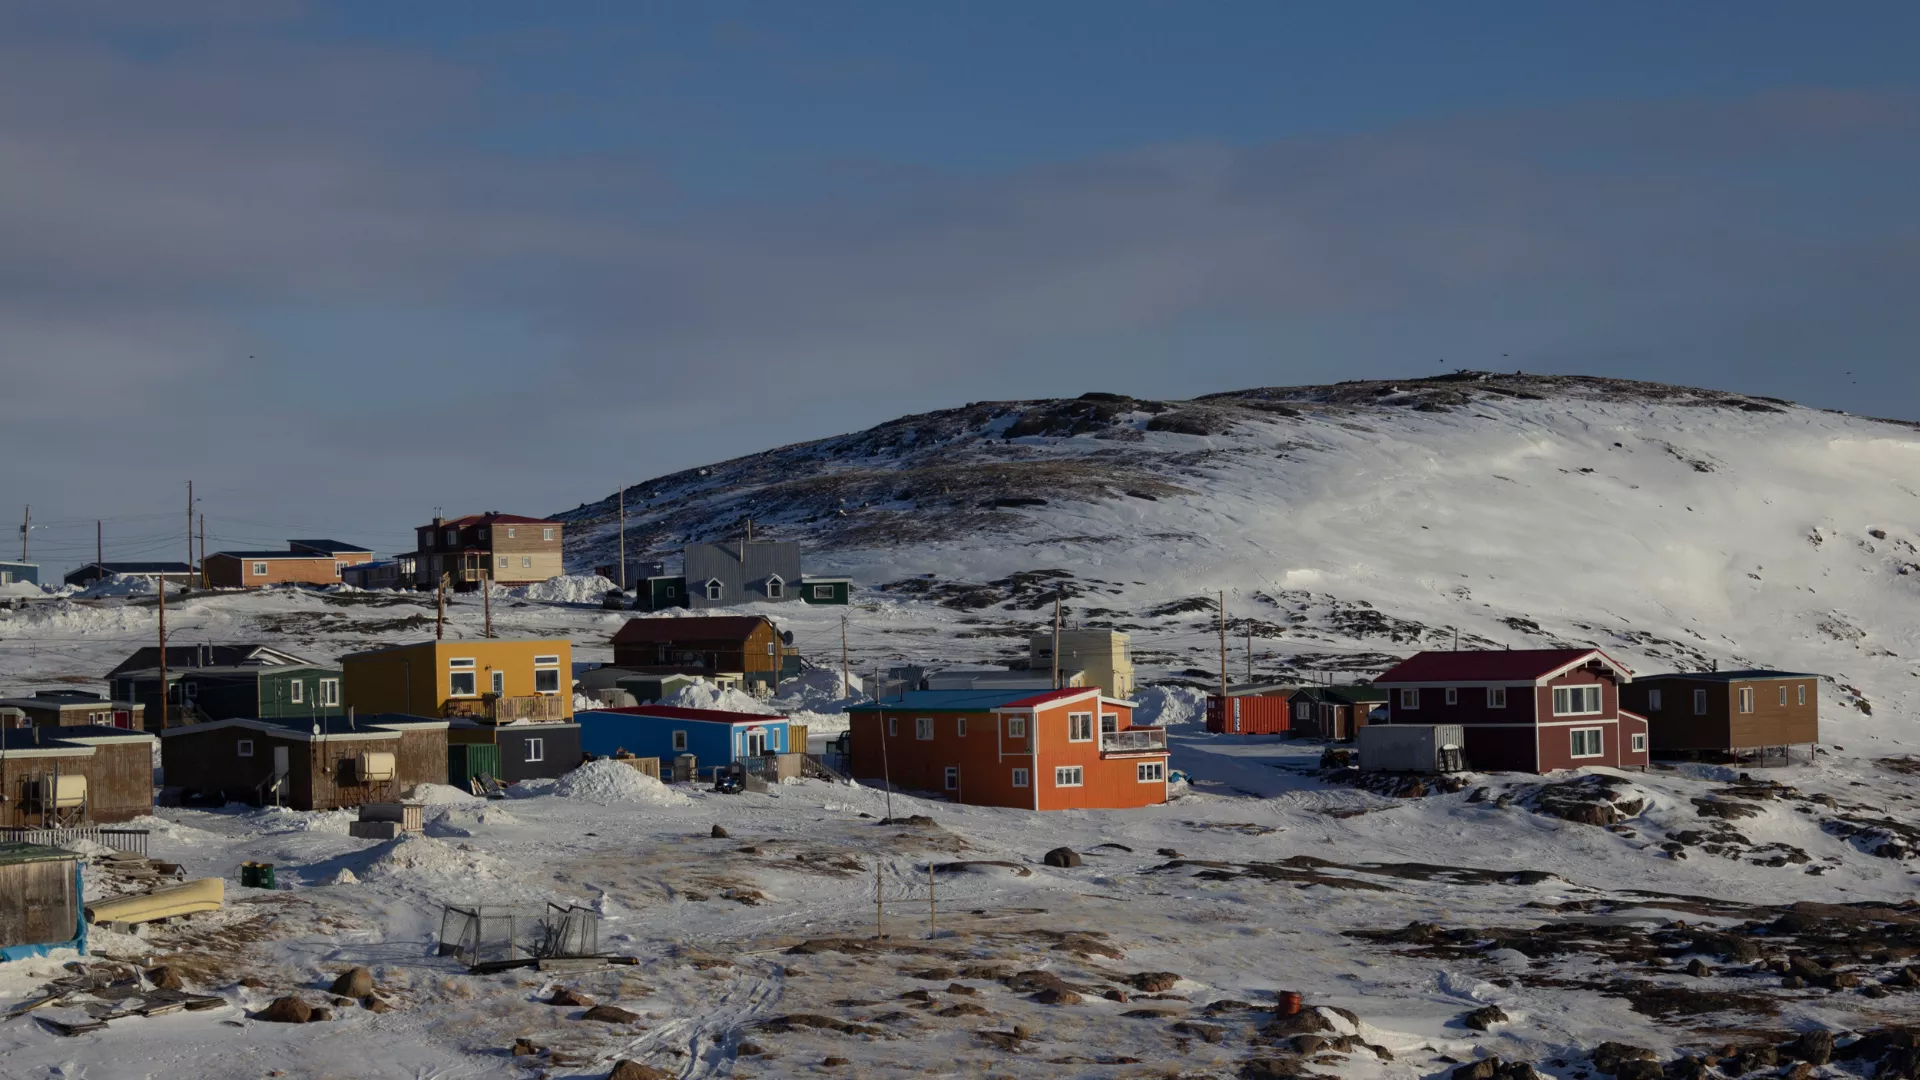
[[0, 827, 150, 858], [437, 902, 600, 968]]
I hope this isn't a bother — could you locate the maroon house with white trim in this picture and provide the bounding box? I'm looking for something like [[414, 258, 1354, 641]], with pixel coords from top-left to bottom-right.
[[1372, 649, 1649, 774]]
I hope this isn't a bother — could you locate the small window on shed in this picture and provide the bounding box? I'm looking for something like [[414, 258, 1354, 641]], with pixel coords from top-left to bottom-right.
[[1400, 689, 1419, 709], [525, 738, 544, 763], [1798, 684, 1807, 706], [237, 739, 254, 757], [956, 717, 967, 737], [252, 562, 269, 577], [915, 717, 933, 740], [766, 575, 783, 598], [672, 730, 688, 752], [1648, 688, 1663, 711], [1693, 688, 1708, 715], [1778, 685, 1788, 706], [705, 579, 724, 600], [507, 527, 516, 539], [1444, 688, 1458, 706], [521, 556, 532, 569], [1738, 687, 1755, 714], [542, 528, 554, 541], [289, 680, 303, 704], [1486, 686, 1507, 709], [813, 584, 834, 599]]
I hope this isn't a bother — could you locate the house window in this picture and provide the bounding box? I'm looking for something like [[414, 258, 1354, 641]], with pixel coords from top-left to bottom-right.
[[944, 766, 958, 790], [956, 717, 967, 737], [1798, 684, 1807, 706], [534, 655, 561, 695], [1444, 688, 1458, 705], [334, 561, 346, 576], [1007, 717, 1027, 738], [289, 680, 303, 704], [320, 679, 340, 707], [499, 556, 509, 569], [506, 527, 516, 539], [813, 584, 834, 599], [449, 658, 477, 697], [1054, 766, 1084, 787], [1738, 687, 1755, 714], [1693, 689, 1709, 715], [237, 739, 254, 757], [766, 642, 775, 655], [1778, 686, 1788, 707], [1100, 713, 1118, 734], [445, 530, 457, 546], [1294, 700, 1312, 720], [491, 670, 504, 695], [477, 528, 488, 541], [887, 718, 897, 737], [1631, 733, 1647, 752], [766, 576, 783, 598], [183, 680, 198, 700], [1138, 761, 1165, 783], [252, 562, 269, 576], [1551, 685, 1602, 716], [673, 730, 688, 752], [665, 584, 677, 598], [1068, 712, 1093, 741], [1011, 768, 1030, 788], [915, 717, 933, 740], [1569, 727, 1605, 758], [1648, 688, 1663, 711], [1487, 686, 1507, 709], [542, 528, 554, 541], [1400, 689, 1419, 709], [525, 738, 545, 763], [706, 580, 724, 600], [521, 556, 532, 569]]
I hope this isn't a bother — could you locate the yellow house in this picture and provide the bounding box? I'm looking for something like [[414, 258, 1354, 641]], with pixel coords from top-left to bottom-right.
[[341, 639, 573, 722]]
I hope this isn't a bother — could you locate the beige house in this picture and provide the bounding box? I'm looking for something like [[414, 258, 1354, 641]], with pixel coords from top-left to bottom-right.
[[1029, 629, 1134, 699], [414, 513, 564, 590]]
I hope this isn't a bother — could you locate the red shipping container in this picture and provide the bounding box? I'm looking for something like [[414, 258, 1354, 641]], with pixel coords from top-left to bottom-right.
[[1205, 694, 1291, 735]]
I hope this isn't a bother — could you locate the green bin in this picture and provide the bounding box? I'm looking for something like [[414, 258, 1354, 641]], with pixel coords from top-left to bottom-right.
[[240, 861, 276, 889]]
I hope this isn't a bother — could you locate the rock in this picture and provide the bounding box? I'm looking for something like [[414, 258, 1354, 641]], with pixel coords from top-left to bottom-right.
[[1781, 976, 1806, 989], [1615, 1062, 1661, 1080], [907, 966, 957, 981], [608, 1062, 670, 1080], [737, 1042, 765, 1056], [946, 983, 979, 996], [329, 967, 375, 998], [710, 825, 729, 838], [1789, 1030, 1835, 1065], [582, 1004, 643, 1024], [1128, 971, 1181, 993], [937, 1002, 992, 1018], [1665, 1056, 1709, 1080], [1263, 1008, 1334, 1036], [309, 1006, 333, 1022], [1157, 848, 1183, 857], [897, 989, 933, 1002], [145, 966, 184, 991], [1593, 1042, 1658, 1074], [1103, 989, 1130, 1002], [822, 1057, 850, 1068], [1292, 1035, 1327, 1055], [880, 815, 935, 827], [549, 987, 596, 1007], [1452, 1058, 1502, 1080], [1172, 1021, 1227, 1044], [1031, 987, 1081, 1005], [254, 996, 314, 1024], [239, 976, 268, 989], [1240, 1057, 1308, 1079], [1464, 1005, 1508, 1031], [363, 996, 392, 1013], [1782, 1065, 1813, 1080], [1686, 958, 1712, 977], [1468, 787, 1489, 803], [511, 1038, 543, 1057], [1494, 793, 1514, 809], [1042, 847, 1082, 868], [1787, 955, 1832, 981]]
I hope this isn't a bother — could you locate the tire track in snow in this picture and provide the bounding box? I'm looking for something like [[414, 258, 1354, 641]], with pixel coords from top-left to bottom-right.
[[599, 959, 785, 1079]]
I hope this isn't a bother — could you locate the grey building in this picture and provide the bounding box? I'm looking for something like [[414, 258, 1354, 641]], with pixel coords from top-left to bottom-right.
[[682, 541, 803, 609]]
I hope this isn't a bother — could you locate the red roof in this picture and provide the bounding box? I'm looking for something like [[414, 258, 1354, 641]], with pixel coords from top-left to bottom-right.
[[612, 616, 770, 645], [1374, 649, 1629, 684], [592, 704, 786, 724], [996, 688, 1100, 710], [419, 512, 554, 529]]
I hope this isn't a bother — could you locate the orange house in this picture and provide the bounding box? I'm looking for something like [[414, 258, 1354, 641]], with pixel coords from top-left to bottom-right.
[[848, 688, 1169, 811], [203, 540, 374, 589]]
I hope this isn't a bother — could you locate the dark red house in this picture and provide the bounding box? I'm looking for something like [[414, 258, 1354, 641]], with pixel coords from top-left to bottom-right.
[[1372, 649, 1649, 774]]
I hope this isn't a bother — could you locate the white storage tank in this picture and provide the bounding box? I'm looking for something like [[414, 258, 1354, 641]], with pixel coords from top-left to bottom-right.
[[1358, 724, 1466, 773]]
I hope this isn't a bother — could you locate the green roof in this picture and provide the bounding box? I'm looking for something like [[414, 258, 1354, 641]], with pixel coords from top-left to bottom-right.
[[0, 842, 81, 867]]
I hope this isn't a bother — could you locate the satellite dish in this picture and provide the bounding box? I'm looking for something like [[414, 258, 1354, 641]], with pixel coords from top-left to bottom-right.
[[781, 631, 794, 646], [313, 723, 321, 735]]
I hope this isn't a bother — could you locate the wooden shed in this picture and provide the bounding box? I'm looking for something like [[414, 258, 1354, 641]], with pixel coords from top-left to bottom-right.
[[0, 726, 156, 828], [446, 719, 581, 783], [160, 715, 448, 810], [0, 843, 85, 962]]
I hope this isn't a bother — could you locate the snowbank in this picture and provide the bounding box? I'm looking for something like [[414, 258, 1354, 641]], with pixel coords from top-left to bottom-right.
[[1135, 684, 1209, 729], [552, 760, 692, 805], [661, 679, 779, 715], [503, 574, 618, 605], [360, 833, 506, 880], [407, 783, 483, 805]]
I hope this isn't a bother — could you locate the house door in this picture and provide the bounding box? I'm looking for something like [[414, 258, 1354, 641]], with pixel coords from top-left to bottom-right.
[[744, 730, 767, 758], [273, 746, 289, 777]]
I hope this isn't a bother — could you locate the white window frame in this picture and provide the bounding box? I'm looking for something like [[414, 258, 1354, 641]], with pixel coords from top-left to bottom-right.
[[525, 737, 544, 763], [1011, 767, 1030, 788], [1738, 687, 1755, 714], [1551, 685, 1603, 716], [288, 680, 303, 704], [812, 584, 834, 599], [521, 556, 533, 569], [334, 561, 346, 577], [1137, 761, 1165, 783], [1648, 688, 1663, 711], [534, 655, 562, 696], [183, 680, 198, 700], [542, 528, 554, 541], [956, 717, 967, 737], [491, 670, 505, 696], [765, 575, 783, 598], [1631, 733, 1646, 752], [1444, 687, 1458, 705], [1007, 717, 1027, 738], [1778, 685, 1788, 707], [449, 658, 478, 697], [251, 561, 269, 577], [1294, 700, 1312, 720], [499, 555, 509, 569], [887, 717, 897, 737], [1798, 684, 1807, 706], [705, 579, 724, 600], [320, 679, 340, 707], [506, 527, 516, 539], [915, 717, 933, 741], [1100, 712, 1119, 734], [1067, 712, 1093, 742], [672, 730, 688, 752], [1054, 766, 1084, 787], [1486, 686, 1507, 709], [1694, 688, 1709, 715], [1400, 688, 1419, 709], [944, 766, 958, 790], [445, 530, 458, 546], [237, 739, 254, 758], [1569, 727, 1605, 758]]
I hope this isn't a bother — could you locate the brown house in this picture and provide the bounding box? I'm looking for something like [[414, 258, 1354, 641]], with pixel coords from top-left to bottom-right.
[[0, 725, 156, 827], [414, 512, 562, 590], [160, 715, 448, 810], [203, 540, 374, 588], [1620, 669, 1820, 760], [0, 691, 145, 730], [611, 616, 786, 690]]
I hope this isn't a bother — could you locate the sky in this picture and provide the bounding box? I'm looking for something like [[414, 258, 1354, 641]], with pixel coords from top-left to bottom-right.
[[2, 2, 1917, 573]]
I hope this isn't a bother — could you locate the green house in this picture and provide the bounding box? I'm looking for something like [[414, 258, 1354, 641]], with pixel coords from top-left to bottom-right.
[[799, 576, 851, 605], [639, 575, 688, 612], [112, 664, 343, 730]]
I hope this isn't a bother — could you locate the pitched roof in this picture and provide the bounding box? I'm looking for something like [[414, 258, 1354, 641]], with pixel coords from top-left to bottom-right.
[[1374, 649, 1630, 685], [611, 616, 770, 645], [108, 644, 313, 678], [423, 512, 554, 529], [208, 550, 334, 560], [586, 704, 786, 724], [73, 562, 191, 574], [288, 539, 373, 554], [1636, 669, 1819, 683], [998, 688, 1100, 710], [849, 688, 1092, 712]]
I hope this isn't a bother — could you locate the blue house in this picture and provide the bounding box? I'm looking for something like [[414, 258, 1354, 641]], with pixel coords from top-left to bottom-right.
[[0, 561, 38, 587], [577, 705, 791, 770]]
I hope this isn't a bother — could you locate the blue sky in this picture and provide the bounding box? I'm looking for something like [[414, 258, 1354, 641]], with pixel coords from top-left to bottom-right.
[[2, 3, 1916, 571]]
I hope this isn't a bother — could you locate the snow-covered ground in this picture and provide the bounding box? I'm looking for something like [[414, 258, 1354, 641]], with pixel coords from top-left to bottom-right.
[[3, 376, 1920, 1076]]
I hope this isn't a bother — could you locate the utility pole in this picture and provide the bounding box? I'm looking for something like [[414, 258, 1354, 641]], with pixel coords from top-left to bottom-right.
[[483, 571, 493, 638], [1246, 621, 1253, 684], [18, 505, 28, 561], [158, 574, 169, 730], [841, 614, 851, 700], [1051, 592, 1062, 689], [199, 514, 206, 587], [186, 480, 194, 574], [617, 485, 627, 591], [436, 573, 446, 640], [1218, 590, 1228, 696], [96, 520, 102, 569]]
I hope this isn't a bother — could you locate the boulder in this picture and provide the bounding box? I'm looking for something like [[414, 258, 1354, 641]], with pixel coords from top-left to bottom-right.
[[582, 1004, 643, 1024], [1240, 1057, 1309, 1079], [1686, 958, 1712, 978], [1128, 972, 1181, 993], [1031, 987, 1081, 1005], [1043, 847, 1082, 868], [1614, 1063, 1661, 1080], [549, 987, 596, 1007], [255, 996, 314, 1024], [1789, 1030, 1835, 1066], [309, 1006, 334, 1022], [608, 1062, 670, 1080], [710, 825, 729, 839], [146, 966, 184, 991], [1593, 1043, 1658, 1075], [1452, 1058, 1501, 1080], [329, 966, 375, 998], [363, 997, 393, 1013], [511, 1038, 543, 1057], [1463, 1005, 1509, 1031]]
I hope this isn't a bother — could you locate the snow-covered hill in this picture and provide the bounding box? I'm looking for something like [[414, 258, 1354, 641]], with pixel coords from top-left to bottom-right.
[[559, 372, 1920, 745]]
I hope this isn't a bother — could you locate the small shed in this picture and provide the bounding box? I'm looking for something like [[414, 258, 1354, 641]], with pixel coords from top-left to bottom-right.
[[0, 560, 39, 587], [577, 705, 790, 778], [800, 576, 851, 605], [161, 715, 448, 810], [0, 843, 85, 962], [1205, 692, 1292, 735], [447, 719, 581, 783]]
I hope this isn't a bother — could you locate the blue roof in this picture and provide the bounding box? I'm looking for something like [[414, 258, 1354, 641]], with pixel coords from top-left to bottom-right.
[[848, 689, 1050, 712], [289, 539, 373, 553]]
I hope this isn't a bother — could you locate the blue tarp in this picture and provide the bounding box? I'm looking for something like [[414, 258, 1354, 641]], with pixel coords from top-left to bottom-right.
[[0, 860, 85, 963]]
